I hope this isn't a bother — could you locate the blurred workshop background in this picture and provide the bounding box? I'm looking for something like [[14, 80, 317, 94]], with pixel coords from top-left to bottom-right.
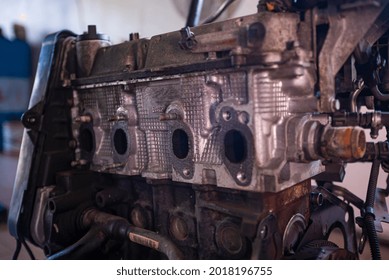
[[0, 0, 388, 259]]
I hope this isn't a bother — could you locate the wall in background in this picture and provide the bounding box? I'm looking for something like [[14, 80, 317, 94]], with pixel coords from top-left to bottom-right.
[[0, 0, 256, 79], [0, 0, 255, 44]]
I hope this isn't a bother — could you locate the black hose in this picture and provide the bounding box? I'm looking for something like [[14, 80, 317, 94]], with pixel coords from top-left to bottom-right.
[[364, 159, 381, 260], [370, 85, 389, 101], [186, 0, 204, 27], [365, 215, 380, 259], [202, 0, 236, 24]]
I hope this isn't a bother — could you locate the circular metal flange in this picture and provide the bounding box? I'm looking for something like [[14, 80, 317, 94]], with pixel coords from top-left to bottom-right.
[[168, 121, 195, 180], [283, 213, 307, 255], [218, 107, 253, 186]]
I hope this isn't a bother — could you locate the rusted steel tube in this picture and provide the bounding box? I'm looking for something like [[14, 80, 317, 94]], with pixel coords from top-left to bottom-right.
[[81, 208, 184, 260]]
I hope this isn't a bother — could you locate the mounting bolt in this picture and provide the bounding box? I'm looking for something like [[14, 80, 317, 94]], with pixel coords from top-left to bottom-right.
[[27, 117, 36, 124], [108, 115, 127, 122], [74, 115, 92, 123], [222, 111, 232, 121], [237, 171, 247, 183], [101, 163, 125, 170], [160, 113, 179, 121], [183, 168, 191, 177], [22, 112, 40, 129], [238, 112, 249, 124]]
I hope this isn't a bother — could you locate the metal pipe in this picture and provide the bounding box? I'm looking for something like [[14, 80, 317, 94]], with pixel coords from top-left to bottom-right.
[[81, 208, 184, 260], [349, 80, 365, 112], [127, 225, 184, 260], [202, 0, 236, 24]]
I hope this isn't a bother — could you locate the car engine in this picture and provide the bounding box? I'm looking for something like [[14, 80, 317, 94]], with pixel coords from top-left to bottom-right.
[[8, 0, 389, 259]]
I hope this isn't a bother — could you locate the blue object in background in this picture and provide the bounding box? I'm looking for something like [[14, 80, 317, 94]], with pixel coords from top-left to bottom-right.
[[0, 29, 31, 151], [0, 35, 12, 77]]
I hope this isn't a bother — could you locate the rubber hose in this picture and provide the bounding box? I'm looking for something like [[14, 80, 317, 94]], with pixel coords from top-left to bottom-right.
[[186, 0, 204, 27], [364, 159, 381, 260]]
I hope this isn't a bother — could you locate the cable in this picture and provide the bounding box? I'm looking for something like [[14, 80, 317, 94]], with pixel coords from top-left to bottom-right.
[[364, 159, 381, 260], [48, 227, 100, 260], [12, 239, 22, 260], [202, 0, 236, 25], [186, 0, 204, 27], [68, 230, 106, 259], [22, 239, 36, 260]]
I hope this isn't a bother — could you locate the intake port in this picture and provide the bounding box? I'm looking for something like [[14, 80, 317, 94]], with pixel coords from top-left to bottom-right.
[[172, 129, 189, 159], [224, 129, 247, 163], [113, 128, 128, 155], [79, 127, 94, 153]]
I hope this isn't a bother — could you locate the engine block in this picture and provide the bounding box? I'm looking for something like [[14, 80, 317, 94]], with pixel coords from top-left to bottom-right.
[[71, 13, 362, 193], [8, 0, 389, 260]]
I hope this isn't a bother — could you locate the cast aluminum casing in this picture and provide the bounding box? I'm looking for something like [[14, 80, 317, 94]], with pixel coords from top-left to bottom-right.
[[69, 12, 357, 193]]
